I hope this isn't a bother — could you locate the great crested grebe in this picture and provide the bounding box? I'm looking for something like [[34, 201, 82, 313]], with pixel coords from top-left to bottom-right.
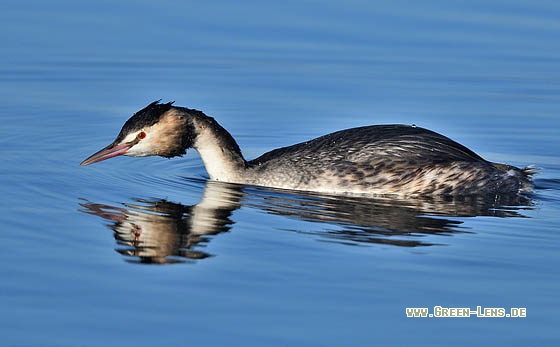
[[81, 101, 533, 196]]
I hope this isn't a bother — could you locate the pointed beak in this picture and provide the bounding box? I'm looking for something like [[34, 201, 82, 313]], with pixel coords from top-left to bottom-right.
[[80, 142, 132, 166]]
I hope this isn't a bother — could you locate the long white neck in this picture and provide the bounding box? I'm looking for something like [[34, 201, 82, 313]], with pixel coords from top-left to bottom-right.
[[190, 115, 247, 183]]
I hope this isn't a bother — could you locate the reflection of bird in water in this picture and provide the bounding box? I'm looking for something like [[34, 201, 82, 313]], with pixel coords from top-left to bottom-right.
[[79, 181, 242, 264], [80, 200, 210, 264], [79, 180, 533, 264], [81, 101, 534, 196], [244, 186, 533, 247]]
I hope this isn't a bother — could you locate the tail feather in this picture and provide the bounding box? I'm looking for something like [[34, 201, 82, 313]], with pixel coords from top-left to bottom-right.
[[519, 165, 538, 177], [515, 166, 537, 194], [491, 163, 536, 194], [492, 163, 537, 177]]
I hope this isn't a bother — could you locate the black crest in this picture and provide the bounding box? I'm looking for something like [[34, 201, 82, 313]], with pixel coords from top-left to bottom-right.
[[114, 100, 174, 143]]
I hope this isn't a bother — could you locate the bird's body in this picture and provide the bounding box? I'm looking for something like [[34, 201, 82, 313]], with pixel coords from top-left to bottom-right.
[[81, 101, 533, 196]]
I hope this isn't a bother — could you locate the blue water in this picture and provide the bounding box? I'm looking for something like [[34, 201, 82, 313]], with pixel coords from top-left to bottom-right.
[[1, 1, 560, 346]]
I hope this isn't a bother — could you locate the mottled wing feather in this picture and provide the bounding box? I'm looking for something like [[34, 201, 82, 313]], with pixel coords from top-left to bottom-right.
[[249, 125, 486, 168]]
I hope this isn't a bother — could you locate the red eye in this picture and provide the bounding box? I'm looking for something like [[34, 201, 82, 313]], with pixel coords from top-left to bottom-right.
[[137, 131, 147, 140]]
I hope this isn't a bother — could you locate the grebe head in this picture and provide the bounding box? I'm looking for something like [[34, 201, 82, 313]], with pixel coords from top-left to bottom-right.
[[81, 101, 195, 166]]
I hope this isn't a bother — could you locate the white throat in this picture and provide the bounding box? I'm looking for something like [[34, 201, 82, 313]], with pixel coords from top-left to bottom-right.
[[193, 126, 245, 183]]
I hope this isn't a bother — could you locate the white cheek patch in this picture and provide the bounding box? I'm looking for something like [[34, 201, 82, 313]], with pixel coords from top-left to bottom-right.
[[125, 141, 152, 157], [120, 131, 152, 157], [121, 129, 169, 157], [119, 112, 187, 158], [121, 132, 140, 143]]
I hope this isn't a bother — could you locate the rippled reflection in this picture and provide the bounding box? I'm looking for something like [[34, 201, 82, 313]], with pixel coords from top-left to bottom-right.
[[245, 188, 533, 247], [79, 181, 243, 264], [79, 180, 533, 264]]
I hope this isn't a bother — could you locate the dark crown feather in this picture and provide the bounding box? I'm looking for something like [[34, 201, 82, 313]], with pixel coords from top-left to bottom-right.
[[114, 100, 174, 143]]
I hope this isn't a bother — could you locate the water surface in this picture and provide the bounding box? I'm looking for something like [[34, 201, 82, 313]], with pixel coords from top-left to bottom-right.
[[1, 1, 559, 346]]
